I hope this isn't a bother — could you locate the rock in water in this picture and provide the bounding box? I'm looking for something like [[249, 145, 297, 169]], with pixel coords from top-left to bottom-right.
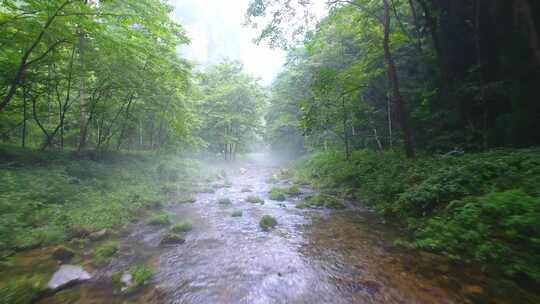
[[160, 233, 185, 246], [47, 265, 92, 291]]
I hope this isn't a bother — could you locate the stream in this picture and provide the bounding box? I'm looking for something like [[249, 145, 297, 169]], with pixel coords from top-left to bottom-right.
[[37, 154, 536, 304]]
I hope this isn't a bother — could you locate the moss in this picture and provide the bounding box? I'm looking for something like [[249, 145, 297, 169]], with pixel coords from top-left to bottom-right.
[[269, 187, 286, 201], [246, 195, 264, 204], [146, 212, 171, 226], [131, 264, 154, 286], [231, 210, 243, 217], [93, 241, 119, 266], [160, 233, 185, 246], [171, 221, 193, 233], [217, 198, 232, 205], [259, 215, 278, 230]]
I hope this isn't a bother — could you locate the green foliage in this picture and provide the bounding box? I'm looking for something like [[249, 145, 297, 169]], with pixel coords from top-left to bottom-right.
[[259, 215, 278, 230], [171, 221, 193, 233], [296, 148, 540, 282], [0, 274, 47, 304], [246, 195, 264, 204], [130, 264, 154, 286], [268, 187, 286, 201], [93, 241, 119, 266]]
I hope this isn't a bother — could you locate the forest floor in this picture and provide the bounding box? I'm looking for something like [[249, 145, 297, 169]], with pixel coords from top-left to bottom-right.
[[1, 149, 539, 304]]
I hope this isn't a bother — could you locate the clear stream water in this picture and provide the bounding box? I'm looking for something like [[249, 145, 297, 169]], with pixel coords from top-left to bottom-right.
[[38, 154, 538, 304]]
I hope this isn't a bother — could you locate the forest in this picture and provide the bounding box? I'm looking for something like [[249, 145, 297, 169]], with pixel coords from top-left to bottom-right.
[[1, 0, 539, 303]]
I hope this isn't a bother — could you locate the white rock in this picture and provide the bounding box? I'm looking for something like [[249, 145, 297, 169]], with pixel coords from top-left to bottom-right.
[[47, 265, 92, 290]]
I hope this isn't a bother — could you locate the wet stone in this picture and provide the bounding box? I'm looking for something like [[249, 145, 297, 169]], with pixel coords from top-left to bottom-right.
[[47, 265, 92, 291]]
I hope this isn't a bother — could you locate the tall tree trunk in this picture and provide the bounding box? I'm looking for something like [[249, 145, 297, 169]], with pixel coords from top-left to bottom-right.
[[78, 31, 88, 151], [383, 0, 416, 158], [22, 84, 27, 148], [515, 0, 540, 65]]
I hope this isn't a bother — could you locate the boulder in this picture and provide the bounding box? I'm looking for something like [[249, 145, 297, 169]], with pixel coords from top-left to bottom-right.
[[47, 265, 92, 291]]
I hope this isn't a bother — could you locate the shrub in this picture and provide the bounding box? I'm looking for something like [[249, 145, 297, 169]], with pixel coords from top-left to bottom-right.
[[0, 274, 47, 304], [259, 215, 277, 230]]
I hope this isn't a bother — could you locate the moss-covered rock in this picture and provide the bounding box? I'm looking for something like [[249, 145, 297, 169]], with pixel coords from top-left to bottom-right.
[[217, 198, 232, 205], [259, 215, 278, 231], [269, 188, 286, 201], [246, 195, 264, 204], [160, 233, 185, 246], [231, 210, 243, 217], [171, 221, 193, 233]]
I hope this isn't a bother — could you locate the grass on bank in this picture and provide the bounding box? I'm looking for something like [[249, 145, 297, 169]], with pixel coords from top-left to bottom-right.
[[294, 148, 540, 283], [0, 145, 202, 257]]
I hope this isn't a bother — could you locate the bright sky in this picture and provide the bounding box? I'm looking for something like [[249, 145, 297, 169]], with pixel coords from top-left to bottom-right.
[[169, 0, 287, 85]]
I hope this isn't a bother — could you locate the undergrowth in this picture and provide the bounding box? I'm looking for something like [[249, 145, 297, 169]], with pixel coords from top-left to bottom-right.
[[295, 148, 540, 283]]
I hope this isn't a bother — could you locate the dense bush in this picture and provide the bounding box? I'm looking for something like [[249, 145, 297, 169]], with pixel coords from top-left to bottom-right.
[[295, 148, 540, 282]]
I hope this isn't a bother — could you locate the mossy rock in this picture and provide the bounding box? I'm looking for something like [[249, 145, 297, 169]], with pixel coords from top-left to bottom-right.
[[269, 188, 286, 201], [246, 195, 264, 204], [199, 187, 216, 194], [286, 185, 302, 196], [299, 194, 346, 210], [171, 221, 193, 233], [178, 196, 196, 204], [259, 215, 278, 230], [160, 233, 185, 246], [231, 210, 243, 217], [217, 198, 232, 205], [131, 264, 154, 287], [146, 212, 171, 226], [93, 241, 119, 266], [51, 246, 75, 262]]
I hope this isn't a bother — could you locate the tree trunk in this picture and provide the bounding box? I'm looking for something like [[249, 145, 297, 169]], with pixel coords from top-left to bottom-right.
[[22, 85, 27, 148], [515, 0, 540, 65], [78, 31, 88, 151], [383, 0, 416, 158]]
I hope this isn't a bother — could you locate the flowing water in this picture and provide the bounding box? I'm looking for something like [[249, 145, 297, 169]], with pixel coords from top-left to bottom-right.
[[38, 154, 538, 304]]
